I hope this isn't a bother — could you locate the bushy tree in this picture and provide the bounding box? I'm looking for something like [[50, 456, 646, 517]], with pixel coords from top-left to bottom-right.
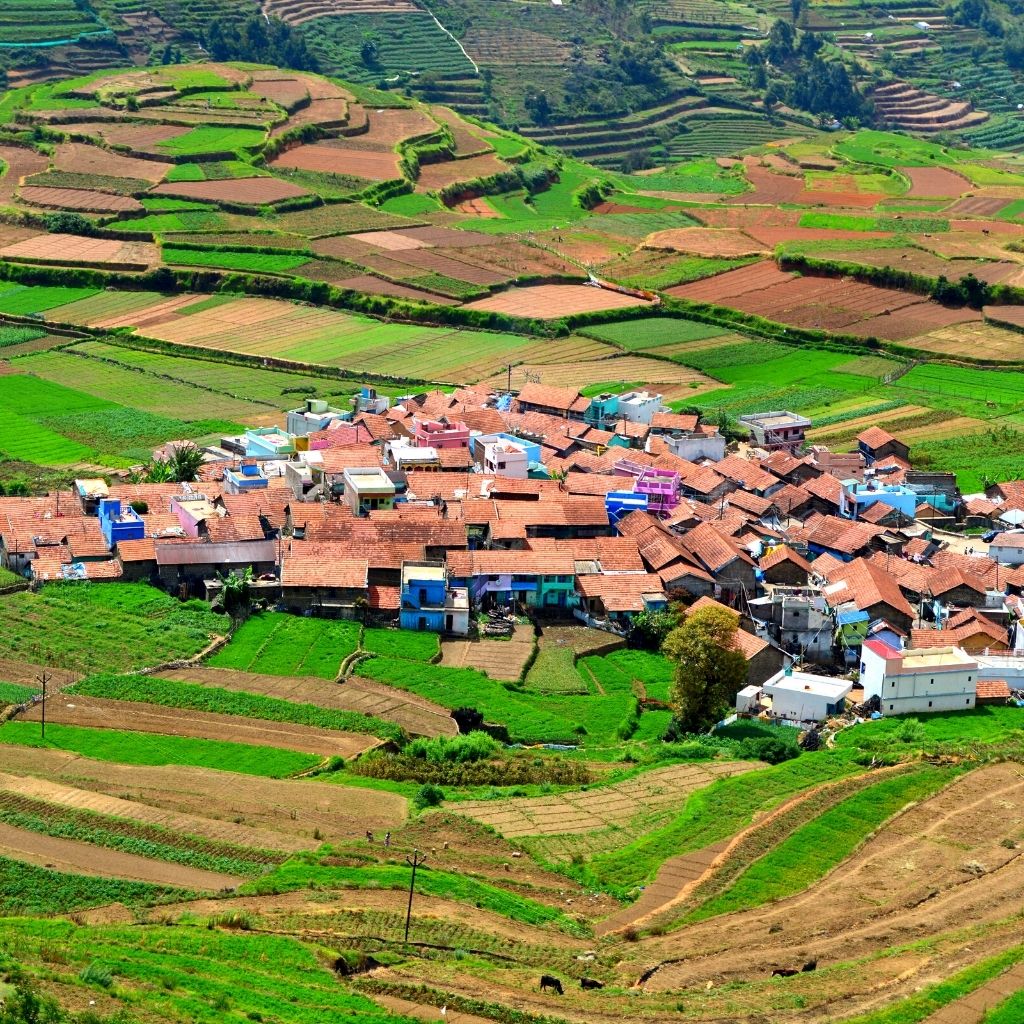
[[664, 605, 748, 732]]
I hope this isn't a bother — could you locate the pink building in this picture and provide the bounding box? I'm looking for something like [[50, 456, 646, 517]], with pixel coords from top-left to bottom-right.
[[413, 417, 470, 450], [613, 459, 680, 518]]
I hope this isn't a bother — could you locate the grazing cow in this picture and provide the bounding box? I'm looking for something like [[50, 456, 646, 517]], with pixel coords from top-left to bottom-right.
[[802, 960, 818, 973], [580, 978, 604, 990], [771, 968, 799, 978], [539, 975, 564, 995]]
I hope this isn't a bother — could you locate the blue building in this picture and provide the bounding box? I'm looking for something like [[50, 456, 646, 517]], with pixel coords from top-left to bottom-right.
[[840, 480, 917, 521], [400, 560, 469, 635], [224, 462, 270, 494], [97, 498, 145, 547]]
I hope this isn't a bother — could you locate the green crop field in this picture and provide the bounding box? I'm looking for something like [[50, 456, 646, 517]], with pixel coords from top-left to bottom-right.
[[0, 680, 37, 704], [0, 284, 99, 315], [580, 316, 728, 350], [163, 247, 312, 274], [207, 612, 360, 678], [362, 627, 439, 662], [0, 721, 322, 777], [156, 126, 267, 157], [524, 647, 588, 694], [0, 583, 221, 673], [0, 0, 106, 45]]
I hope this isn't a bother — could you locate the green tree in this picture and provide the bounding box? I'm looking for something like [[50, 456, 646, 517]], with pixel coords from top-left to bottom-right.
[[664, 605, 748, 732], [218, 566, 254, 619]]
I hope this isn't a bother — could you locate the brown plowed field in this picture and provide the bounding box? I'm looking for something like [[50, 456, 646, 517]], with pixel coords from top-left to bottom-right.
[[0, 820, 242, 889], [0, 770, 308, 853], [349, 229, 430, 251], [0, 658, 78, 689], [689, 205, 798, 229], [728, 160, 804, 204], [946, 195, 1010, 217], [0, 233, 158, 269], [0, 145, 49, 202], [0, 746, 406, 843], [18, 186, 142, 213], [456, 197, 499, 217], [984, 304, 1024, 329], [744, 225, 890, 245], [65, 122, 190, 151], [250, 73, 310, 111], [645, 227, 766, 258], [925, 961, 1024, 1024], [150, 177, 309, 204], [794, 189, 883, 207], [362, 246, 513, 286], [847, 301, 982, 341], [666, 259, 792, 301], [62, 292, 206, 329], [324, 271, 460, 305], [456, 761, 758, 839], [355, 107, 436, 147], [270, 142, 400, 181], [463, 284, 652, 317], [639, 764, 1024, 999], [156, 666, 458, 738], [440, 627, 535, 681], [901, 165, 969, 197], [18, 695, 379, 758], [416, 153, 508, 191], [53, 142, 171, 182]]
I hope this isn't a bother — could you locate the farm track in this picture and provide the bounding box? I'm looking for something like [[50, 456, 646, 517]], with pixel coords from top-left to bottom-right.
[[156, 666, 458, 738], [18, 695, 381, 759], [0, 746, 406, 843], [0, 820, 242, 890]]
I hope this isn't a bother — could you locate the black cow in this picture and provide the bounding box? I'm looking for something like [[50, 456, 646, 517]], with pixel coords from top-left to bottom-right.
[[771, 968, 799, 978], [539, 975, 564, 995], [802, 960, 818, 973], [580, 978, 604, 990]]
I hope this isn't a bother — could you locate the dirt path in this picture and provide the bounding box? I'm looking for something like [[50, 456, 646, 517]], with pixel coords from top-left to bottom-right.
[[924, 962, 1024, 1023], [0, 747, 407, 844], [0, 770, 307, 853], [0, 821, 241, 890], [156, 667, 457, 738], [20, 695, 379, 758]]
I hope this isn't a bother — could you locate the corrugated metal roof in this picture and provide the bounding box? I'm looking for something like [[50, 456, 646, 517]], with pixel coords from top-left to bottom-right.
[[155, 540, 277, 565]]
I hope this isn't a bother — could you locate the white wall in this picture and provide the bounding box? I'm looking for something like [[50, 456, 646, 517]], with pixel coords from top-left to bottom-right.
[[862, 646, 976, 714], [989, 543, 1024, 566]]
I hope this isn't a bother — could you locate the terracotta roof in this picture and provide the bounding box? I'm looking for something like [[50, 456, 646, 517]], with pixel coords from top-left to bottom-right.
[[715, 455, 779, 494], [515, 383, 582, 413], [368, 584, 401, 610], [966, 497, 1000, 516], [857, 501, 904, 525], [527, 537, 644, 572], [687, 595, 769, 659], [857, 426, 898, 450], [992, 532, 1024, 548], [651, 411, 699, 432], [762, 450, 810, 479], [352, 412, 397, 441], [910, 619, 1006, 648], [678, 521, 753, 574], [977, 679, 1011, 699], [462, 408, 508, 434], [760, 545, 813, 575], [803, 473, 843, 504], [447, 550, 575, 576], [680, 465, 730, 497], [115, 538, 157, 562], [769, 483, 811, 516], [436, 447, 474, 470], [822, 558, 915, 618], [319, 445, 386, 474], [564, 472, 624, 496], [308, 423, 375, 448], [576, 572, 666, 612], [804, 513, 882, 556], [727, 489, 774, 517], [461, 496, 609, 529], [280, 549, 368, 589]]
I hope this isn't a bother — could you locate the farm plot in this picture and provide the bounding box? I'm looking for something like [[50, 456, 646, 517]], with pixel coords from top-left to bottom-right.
[[456, 761, 758, 844], [17, 695, 377, 759], [416, 153, 509, 192], [0, 821, 242, 890], [150, 177, 310, 205], [462, 284, 653, 318], [207, 612, 359, 678], [904, 321, 1024, 361], [156, 667, 458, 739], [276, 202, 427, 237], [17, 186, 143, 213], [440, 627, 535, 681], [580, 316, 729, 350], [155, 126, 268, 158], [0, 234, 158, 270], [52, 142, 171, 183], [0, 745, 406, 842], [0, 146, 48, 203], [271, 142, 401, 182], [65, 122, 192, 153], [900, 165, 970, 197], [645, 227, 766, 258], [162, 247, 311, 274]]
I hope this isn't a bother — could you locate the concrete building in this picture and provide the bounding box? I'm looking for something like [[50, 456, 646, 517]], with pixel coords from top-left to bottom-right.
[[860, 641, 978, 714], [616, 390, 664, 424], [809, 446, 864, 481], [760, 668, 852, 722], [840, 480, 918, 522], [738, 411, 811, 453], [97, 498, 145, 548], [482, 439, 529, 479], [749, 586, 835, 662], [342, 467, 396, 516], [286, 398, 348, 437], [989, 532, 1024, 566], [353, 386, 390, 415], [661, 429, 727, 463], [413, 417, 470, 450], [223, 462, 270, 495], [244, 427, 295, 459], [400, 560, 469, 635]]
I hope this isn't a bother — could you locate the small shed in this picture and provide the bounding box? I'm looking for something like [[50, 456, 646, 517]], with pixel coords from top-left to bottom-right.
[[763, 668, 852, 722]]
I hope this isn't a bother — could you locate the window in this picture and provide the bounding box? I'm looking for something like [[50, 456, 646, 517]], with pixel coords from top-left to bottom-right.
[[860, 661, 866, 673], [930, 678, 934, 685], [968, 675, 972, 682], [928, 701, 933, 708], [967, 698, 972, 705], [891, 681, 896, 688], [889, 704, 894, 711]]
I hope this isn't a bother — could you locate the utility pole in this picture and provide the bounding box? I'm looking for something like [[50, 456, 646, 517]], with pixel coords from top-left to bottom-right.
[[37, 670, 50, 741], [404, 849, 426, 944]]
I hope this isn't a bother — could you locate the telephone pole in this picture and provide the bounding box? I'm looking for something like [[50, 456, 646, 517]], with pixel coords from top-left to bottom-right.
[[37, 670, 50, 740], [404, 849, 426, 943]]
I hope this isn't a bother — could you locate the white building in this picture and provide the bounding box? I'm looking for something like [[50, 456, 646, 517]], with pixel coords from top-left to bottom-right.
[[661, 430, 727, 463], [617, 390, 664, 424], [482, 440, 528, 479], [988, 533, 1024, 566], [760, 668, 852, 722], [860, 640, 977, 715]]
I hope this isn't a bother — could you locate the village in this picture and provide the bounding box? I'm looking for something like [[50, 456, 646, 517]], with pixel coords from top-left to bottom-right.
[[3, 378, 1024, 728]]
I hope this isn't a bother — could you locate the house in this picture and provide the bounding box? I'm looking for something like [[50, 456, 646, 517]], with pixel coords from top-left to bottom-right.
[[758, 667, 852, 722], [616, 390, 664, 424], [661, 428, 727, 463], [860, 641, 978, 714], [155, 539, 277, 594], [575, 572, 667, 628], [413, 417, 470, 450], [244, 427, 295, 459], [687, 595, 792, 685], [738, 411, 810, 453], [342, 467, 396, 516], [223, 462, 271, 494], [810, 446, 865, 482], [447, 550, 576, 611], [279, 546, 369, 614], [97, 498, 145, 548], [840, 481, 918, 522], [353, 385, 390, 415], [675, 522, 758, 598], [286, 398, 349, 437], [858, 426, 910, 465], [759, 545, 813, 587], [514, 383, 588, 420], [482, 439, 530, 479], [989, 532, 1024, 566], [821, 557, 916, 634], [748, 586, 835, 662], [391, 444, 441, 474], [400, 560, 469, 635]]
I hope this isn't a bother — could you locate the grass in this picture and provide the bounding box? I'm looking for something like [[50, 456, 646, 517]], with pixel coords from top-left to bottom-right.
[[0, 680, 37, 704], [0, 857, 182, 917], [163, 246, 311, 274], [798, 212, 949, 233], [0, 721, 321, 778], [524, 647, 588, 694], [362, 627, 439, 662], [684, 764, 961, 921], [835, 706, 1024, 755], [68, 672, 405, 742], [0, 583, 221, 673], [0, 284, 98, 315], [207, 612, 359, 678], [0, 325, 45, 348], [156, 125, 267, 156], [579, 316, 727, 350], [984, 990, 1024, 1024]]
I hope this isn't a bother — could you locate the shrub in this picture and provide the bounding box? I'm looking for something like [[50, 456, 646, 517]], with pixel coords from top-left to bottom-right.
[[403, 732, 500, 764], [413, 783, 445, 809]]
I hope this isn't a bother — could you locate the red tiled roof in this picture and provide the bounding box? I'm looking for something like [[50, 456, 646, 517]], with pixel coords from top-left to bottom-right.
[[823, 558, 915, 618], [447, 550, 575, 576], [977, 679, 1010, 699], [678, 521, 753, 573], [515, 383, 582, 413], [352, 413, 397, 441], [280, 549, 368, 589], [115, 538, 157, 562], [760, 544, 813, 574], [715, 455, 778, 494], [368, 584, 400, 610], [318, 445, 386, 474], [687, 595, 769, 659], [858, 426, 898, 450], [576, 572, 666, 612], [803, 473, 843, 503], [651, 411, 699, 432]]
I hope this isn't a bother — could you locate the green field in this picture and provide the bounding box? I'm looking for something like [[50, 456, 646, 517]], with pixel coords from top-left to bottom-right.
[[163, 246, 312, 274], [0, 583, 221, 673], [580, 316, 728, 350], [0, 721, 321, 777], [156, 126, 267, 157]]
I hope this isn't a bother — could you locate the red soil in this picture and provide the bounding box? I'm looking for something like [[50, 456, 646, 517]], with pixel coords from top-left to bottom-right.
[[463, 284, 652, 318], [53, 142, 171, 183], [270, 142, 399, 181], [900, 165, 970, 197], [18, 186, 142, 213], [150, 177, 309, 204]]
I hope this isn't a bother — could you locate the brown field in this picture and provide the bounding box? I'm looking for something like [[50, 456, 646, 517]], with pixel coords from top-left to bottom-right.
[[0, 820, 241, 890], [0, 658, 78, 689], [0, 233, 158, 269], [326, 271, 460, 305], [846, 300, 982, 341], [984, 303, 1024, 329], [729, 160, 804, 204], [416, 153, 508, 191], [946, 195, 1011, 217], [690, 205, 799, 229], [644, 227, 766, 258], [463, 284, 652, 317], [355, 106, 436, 147], [895, 414, 990, 442], [666, 259, 792, 301], [908, 319, 1024, 361], [250, 72, 311, 111], [150, 177, 309, 204], [0, 145, 49, 203], [65, 122, 190, 152], [0, 745, 406, 844], [358, 246, 513, 286], [440, 626, 535, 681], [18, 695, 379, 759], [456, 761, 759, 840], [18, 186, 142, 213], [53, 142, 171, 183], [919, 231, 1024, 262], [0, 770, 308, 853], [349, 229, 431, 251], [156, 666, 458, 738], [270, 142, 400, 181], [901, 165, 969, 197], [806, 404, 928, 440], [53, 292, 207, 330], [456, 197, 499, 217]]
